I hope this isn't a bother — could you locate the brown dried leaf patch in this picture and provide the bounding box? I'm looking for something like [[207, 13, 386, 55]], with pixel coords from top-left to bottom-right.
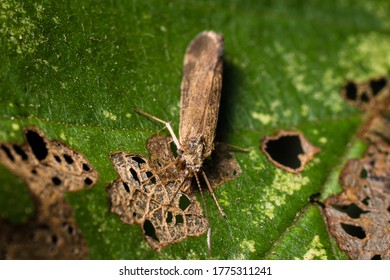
[[0, 127, 98, 259], [323, 76, 390, 260]]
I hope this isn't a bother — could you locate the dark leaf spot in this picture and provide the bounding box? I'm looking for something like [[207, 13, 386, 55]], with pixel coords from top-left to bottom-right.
[[130, 168, 139, 182], [166, 211, 173, 223], [146, 171, 156, 184], [63, 154, 74, 164], [84, 177, 93, 185], [341, 223, 366, 239], [1, 144, 14, 161], [331, 203, 369, 219], [175, 214, 184, 224], [143, 220, 159, 241], [26, 129, 48, 160], [170, 141, 178, 157], [370, 77, 387, 96], [82, 163, 90, 171], [62, 222, 74, 235], [179, 194, 191, 211], [122, 182, 130, 193], [344, 81, 358, 101], [132, 156, 146, 164], [52, 177, 62, 186], [360, 168, 368, 179], [51, 235, 58, 244], [54, 155, 61, 163], [362, 197, 370, 206], [12, 144, 28, 160]]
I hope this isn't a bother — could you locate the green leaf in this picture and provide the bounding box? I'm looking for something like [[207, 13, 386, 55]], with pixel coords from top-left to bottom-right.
[[1, 0, 389, 259]]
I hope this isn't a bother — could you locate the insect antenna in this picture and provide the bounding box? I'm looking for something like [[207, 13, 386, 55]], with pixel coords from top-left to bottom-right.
[[194, 172, 213, 255]]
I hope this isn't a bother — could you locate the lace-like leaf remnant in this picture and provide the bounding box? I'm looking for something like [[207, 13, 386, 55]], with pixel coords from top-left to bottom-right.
[[261, 130, 320, 173], [0, 127, 98, 259], [108, 135, 241, 251], [323, 77, 390, 260]]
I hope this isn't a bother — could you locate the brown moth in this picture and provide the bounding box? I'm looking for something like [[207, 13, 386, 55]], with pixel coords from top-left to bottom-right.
[[108, 31, 241, 250], [135, 30, 226, 216], [0, 127, 98, 259]]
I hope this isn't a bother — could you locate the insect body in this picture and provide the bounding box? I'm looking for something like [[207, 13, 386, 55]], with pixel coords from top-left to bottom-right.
[[135, 31, 225, 216]]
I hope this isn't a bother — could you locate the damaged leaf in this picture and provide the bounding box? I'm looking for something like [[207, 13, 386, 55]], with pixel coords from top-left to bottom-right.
[[261, 130, 320, 173], [323, 77, 390, 260], [107, 135, 208, 251], [107, 134, 241, 251], [0, 127, 98, 259]]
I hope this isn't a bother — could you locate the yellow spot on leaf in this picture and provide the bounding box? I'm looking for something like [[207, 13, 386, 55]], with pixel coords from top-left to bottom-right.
[[102, 110, 117, 121], [240, 240, 256, 253], [298, 235, 328, 260], [261, 169, 309, 220], [11, 123, 20, 131], [251, 112, 273, 125]]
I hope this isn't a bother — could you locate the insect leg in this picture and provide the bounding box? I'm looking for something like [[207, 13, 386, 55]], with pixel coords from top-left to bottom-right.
[[133, 108, 181, 150], [201, 170, 226, 218]]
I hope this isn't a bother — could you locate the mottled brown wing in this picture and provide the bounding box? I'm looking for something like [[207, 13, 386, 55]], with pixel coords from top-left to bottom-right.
[[179, 31, 223, 158]]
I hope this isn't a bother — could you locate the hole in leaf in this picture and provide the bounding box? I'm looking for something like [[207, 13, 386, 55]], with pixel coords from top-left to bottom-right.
[[26, 129, 48, 160], [51, 235, 58, 244], [166, 211, 173, 223], [370, 77, 387, 96], [263, 135, 303, 169], [360, 168, 368, 179], [63, 154, 74, 164], [362, 197, 370, 206], [1, 144, 14, 161], [344, 81, 357, 101], [12, 144, 28, 160], [331, 203, 369, 219], [341, 223, 366, 239], [179, 194, 191, 211], [82, 163, 90, 171], [130, 168, 139, 182], [62, 222, 74, 235], [54, 155, 61, 163], [132, 156, 146, 164], [122, 182, 130, 193], [146, 171, 156, 184], [84, 177, 93, 185], [175, 214, 184, 224], [143, 220, 159, 241], [170, 141, 178, 157], [52, 177, 62, 186], [371, 254, 382, 260]]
